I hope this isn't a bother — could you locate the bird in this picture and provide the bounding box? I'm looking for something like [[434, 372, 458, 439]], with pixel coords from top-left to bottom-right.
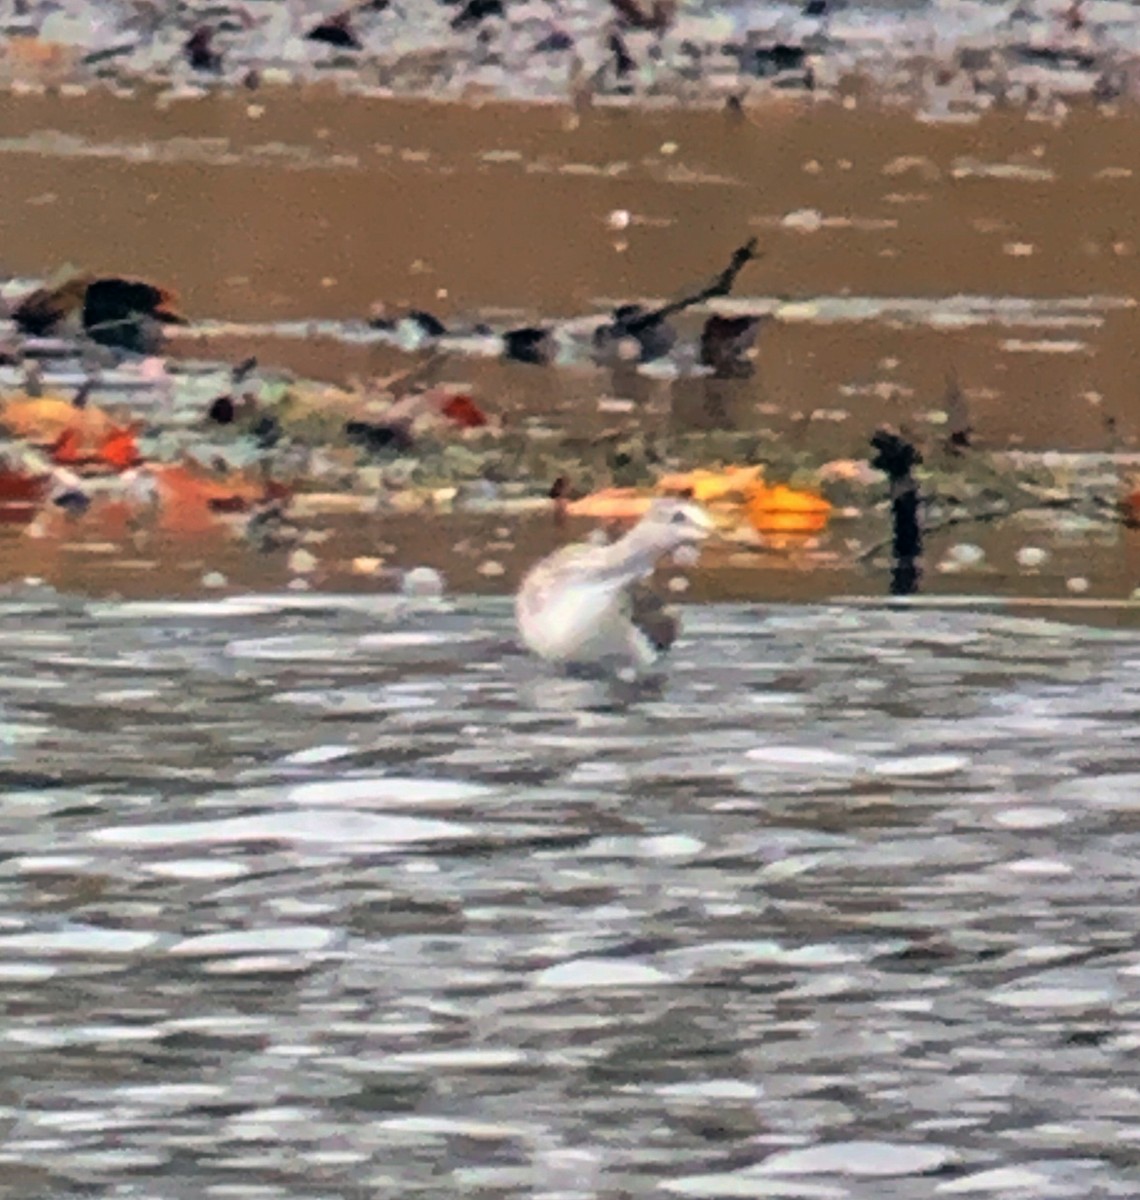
[[515, 497, 715, 675]]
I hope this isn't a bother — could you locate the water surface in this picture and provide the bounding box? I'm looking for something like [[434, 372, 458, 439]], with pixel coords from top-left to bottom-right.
[[2, 594, 1139, 1196]]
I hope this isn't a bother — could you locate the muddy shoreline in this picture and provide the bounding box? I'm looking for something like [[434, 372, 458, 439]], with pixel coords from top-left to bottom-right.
[[0, 86, 1137, 610]]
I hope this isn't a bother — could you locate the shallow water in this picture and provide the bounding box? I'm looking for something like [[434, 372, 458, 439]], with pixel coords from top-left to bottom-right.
[[3, 592, 1140, 1197]]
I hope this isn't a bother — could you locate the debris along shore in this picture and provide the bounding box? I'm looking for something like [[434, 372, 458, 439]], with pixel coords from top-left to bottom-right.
[[0, 258, 1138, 604], [3, 0, 1140, 115]]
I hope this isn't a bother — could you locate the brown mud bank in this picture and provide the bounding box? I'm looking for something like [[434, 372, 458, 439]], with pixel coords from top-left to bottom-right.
[[0, 88, 1137, 445], [6, 497, 1140, 629], [2, 88, 1140, 607]]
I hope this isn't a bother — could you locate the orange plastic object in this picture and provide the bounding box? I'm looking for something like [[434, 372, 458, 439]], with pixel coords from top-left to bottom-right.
[[656, 465, 764, 503], [439, 393, 489, 428], [564, 488, 654, 520], [51, 428, 86, 465], [1121, 488, 1140, 528], [746, 483, 832, 535], [150, 465, 291, 533], [4, 397, 113, 442], [99, 428, 142, 471]]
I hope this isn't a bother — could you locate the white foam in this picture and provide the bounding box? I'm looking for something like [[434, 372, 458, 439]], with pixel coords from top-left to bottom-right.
[[532, 959, 673, 989], [286, 777, 493, 808], [90, 810, 476, 850]]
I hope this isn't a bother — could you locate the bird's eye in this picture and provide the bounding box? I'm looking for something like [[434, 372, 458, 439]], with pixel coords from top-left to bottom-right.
[[671, 510, 688, 525]]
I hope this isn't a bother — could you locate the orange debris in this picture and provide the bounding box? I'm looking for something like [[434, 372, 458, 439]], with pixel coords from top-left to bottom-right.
[[51, 427, 86, 465], [99, 427, 141, 471], [656, 465, 764, 503], [564, 488, 654, 520], [438, 392, 489, 429], [746, 482, 832, 536], [3, 396, 114, 443], [149, 465, 292, 534]]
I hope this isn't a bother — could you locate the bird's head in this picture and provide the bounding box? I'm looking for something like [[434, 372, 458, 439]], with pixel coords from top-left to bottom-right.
[[637, 496, 718, 549]]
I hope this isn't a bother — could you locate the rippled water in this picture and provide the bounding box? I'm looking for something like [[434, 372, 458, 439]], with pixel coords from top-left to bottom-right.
[[3, 593, 1140, 1197]]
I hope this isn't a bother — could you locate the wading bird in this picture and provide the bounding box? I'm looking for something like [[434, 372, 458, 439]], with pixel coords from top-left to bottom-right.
[[516, 497, 714, 676]]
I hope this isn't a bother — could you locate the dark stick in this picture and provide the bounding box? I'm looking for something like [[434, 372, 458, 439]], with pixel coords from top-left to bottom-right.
[[869, 427, 924, 596], [621, 238, 761, 335]]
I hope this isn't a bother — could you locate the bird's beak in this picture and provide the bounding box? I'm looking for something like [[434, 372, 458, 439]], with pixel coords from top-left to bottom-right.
[[688, 504, 720, 539]]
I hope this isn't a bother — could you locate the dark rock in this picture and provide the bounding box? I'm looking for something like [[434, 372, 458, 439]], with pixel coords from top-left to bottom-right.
[[1010, 43, 1098, 71], [609, 0, 673, 32], [184, 26, 222, 72], [208, 396, 236, 424], [534, 30, 574, 52], [345, 419, 415, 456], [81, 278, 187, 353], [451, 0, 504, 30], [957, 46, 993, 72], [608, 31, 636, 78], [407, 310, 447, 337], [13, 278, 86, 337], [732, 42, 807, 77], [594, 305, 677, 363], [53, 489, 91, 515], [368, 308, 447, 338], [252, 414, 282, 449], [700, 314, 762, 378], [306, 13, 363, 49], [503, 326, 555, 365]]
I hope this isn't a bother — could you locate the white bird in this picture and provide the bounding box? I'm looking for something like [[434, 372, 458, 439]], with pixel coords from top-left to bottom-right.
[[515, 496, 716, 675]]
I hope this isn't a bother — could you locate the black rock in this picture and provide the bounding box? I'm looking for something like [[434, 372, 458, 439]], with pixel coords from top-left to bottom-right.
[[252, 414, 282, 449], [53, 489, 91, 515], [503, 326, 554, 365], [208, 395, 236, 424], [608, 31, 636, 76], [306, 16, 362, 49], [407, 310, 447, 337], [1012, 43, 1097, 71], [594, 305, 677, 363], [451, 0, 504, 30], [734, 42, 807, 77], [82, 278, 187, 354], [345, 419, 415, 455], [700, 314, 762, 378], [535, 30, 574, 52], [369, 309, 448, 338], [184, 27, 222, 72]]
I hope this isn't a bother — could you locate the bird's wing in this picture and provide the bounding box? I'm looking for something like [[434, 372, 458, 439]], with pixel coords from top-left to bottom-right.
[[517, 541, 623, 619], [626, 582, 680, 654]]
